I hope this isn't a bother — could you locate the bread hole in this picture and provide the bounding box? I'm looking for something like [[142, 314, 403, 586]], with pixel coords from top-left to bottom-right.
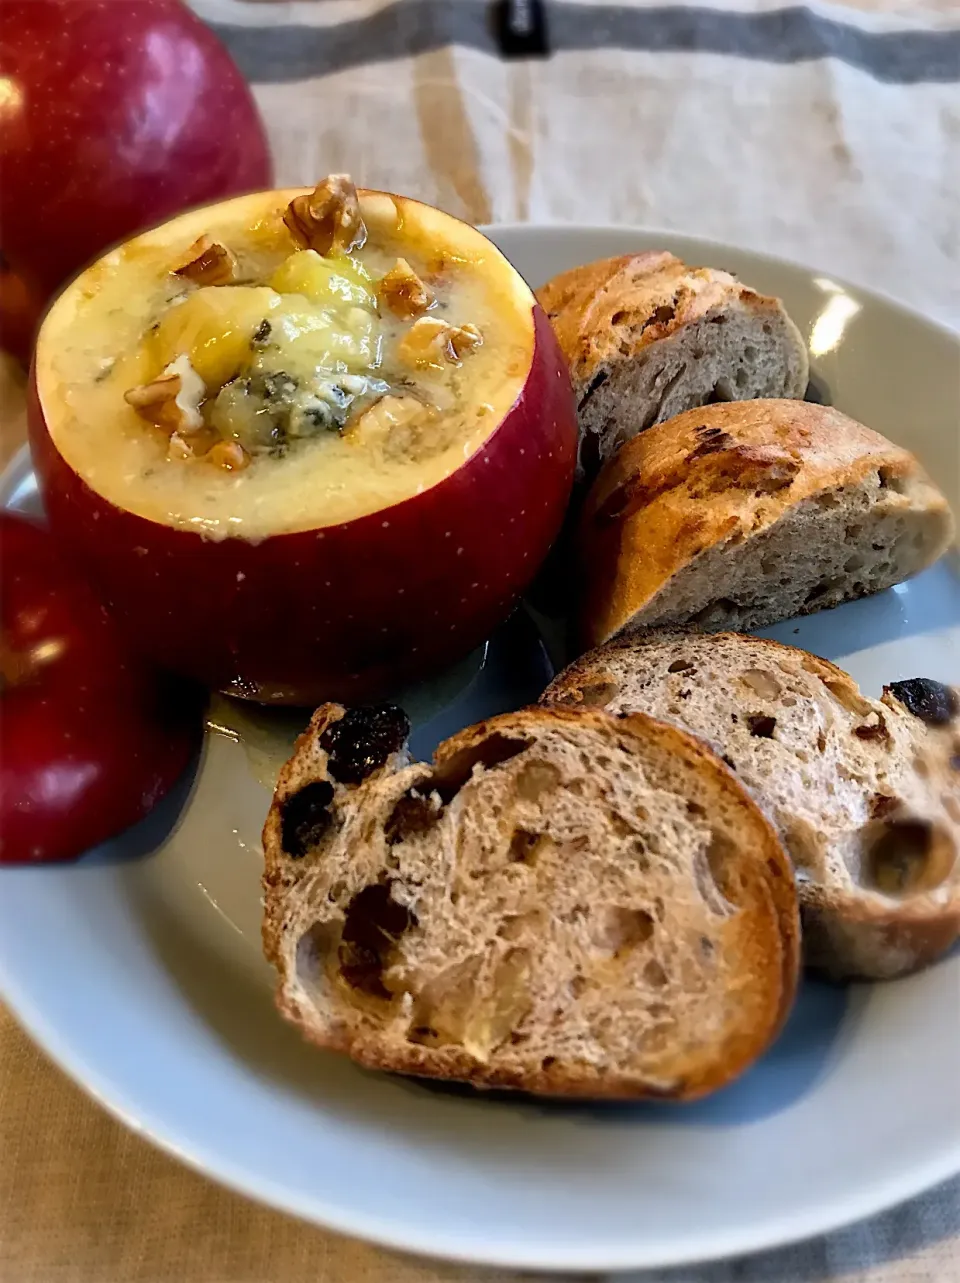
[[668, 658, 695, 673], [608, 812, 637, 839], [432, 733, 531, 800], [819, 677, 873, 718], [877, 467, 908, 493], [687, 800, 707, 817], [761, 323, 772, 336], [735, 368, 749, 389], [515, 758, 562, 802], [708, 377, 736, 402], [804, 576, 845, 604], [280, 780, 335, 860], [577, 369, 608, 409], [699, 935, 715, 959], [574, 678, 620, 707], [508, 828, 546, 865], [611, 309, 628, 326], [864, 818, 956, 897], [817, 729, 827, 753], [295, 919, 340, 983], [846, 523, 862, 540], [740, 668, 782, 700], [643, 959, 668, 988], [338, 882, 416, 1000], [652, 897, 666, 922], [385, 788, 441, 845], [691, 597, 738, 626], [747, 714, 777, 738], [695, 831, 739, 914], [648, 1001, 671, 1017], [510, 1031, 532, 1045], [541, 1056, 557, 1070], [814, 490, 841, 510], [593, 906, 655, 956], [406, 955, 482, 1046], [794, 749, 809, 763], [743, 345, 758, 362], [319, 704, 410, 785], [569, 974, 588, 998]]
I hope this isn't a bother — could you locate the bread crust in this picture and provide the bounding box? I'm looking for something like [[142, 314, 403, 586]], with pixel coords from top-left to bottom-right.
[[537, 253, 802, 395], [543, 632, 960, 981], [261, 704, 800, 1099], [577, 400, 955, 647]]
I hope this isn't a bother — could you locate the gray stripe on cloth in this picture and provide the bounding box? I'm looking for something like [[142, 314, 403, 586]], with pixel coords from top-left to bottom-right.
[[212, 1, 960, 86]]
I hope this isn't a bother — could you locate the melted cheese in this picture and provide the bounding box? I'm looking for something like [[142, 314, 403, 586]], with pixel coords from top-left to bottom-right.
[[38, 191, 535, 540]]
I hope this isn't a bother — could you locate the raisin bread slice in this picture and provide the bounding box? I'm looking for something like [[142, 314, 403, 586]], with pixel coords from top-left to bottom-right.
[[578, 400, 954, 648], [262, 703, 799, 1099], [536, 252, 808, 476], [544, 632, 960, 980]]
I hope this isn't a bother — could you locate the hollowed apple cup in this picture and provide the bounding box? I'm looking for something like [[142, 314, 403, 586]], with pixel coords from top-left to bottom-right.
[[29, 183, 577, 704]]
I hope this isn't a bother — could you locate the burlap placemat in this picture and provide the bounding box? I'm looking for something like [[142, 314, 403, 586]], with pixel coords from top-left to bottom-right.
[[2, 3, 958, 1279]]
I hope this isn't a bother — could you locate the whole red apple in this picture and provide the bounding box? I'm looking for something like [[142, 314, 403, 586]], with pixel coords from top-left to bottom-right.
[[0, 513, 202, 864], [0, 0, 272, 358]]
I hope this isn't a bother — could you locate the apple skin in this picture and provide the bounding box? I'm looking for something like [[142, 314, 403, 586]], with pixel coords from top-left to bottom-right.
[[0, 0, 272, 355], [30, 306, 577, 705], [0, 514, 202, 864]]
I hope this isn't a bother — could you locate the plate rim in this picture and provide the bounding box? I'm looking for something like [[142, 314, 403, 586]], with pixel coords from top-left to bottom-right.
[[2, 222, 959, 1272]]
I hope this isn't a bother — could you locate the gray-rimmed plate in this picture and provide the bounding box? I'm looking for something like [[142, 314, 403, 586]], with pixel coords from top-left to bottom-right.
[[0, 226, 958, 1272]]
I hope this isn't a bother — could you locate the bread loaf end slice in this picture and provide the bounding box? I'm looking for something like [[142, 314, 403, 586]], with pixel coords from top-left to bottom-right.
[[537, 252, 808, 476], [579, 400, 954, 646]]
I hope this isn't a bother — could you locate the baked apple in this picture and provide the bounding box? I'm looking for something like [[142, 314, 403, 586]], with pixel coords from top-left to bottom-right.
[[29, 178, 577, 703]]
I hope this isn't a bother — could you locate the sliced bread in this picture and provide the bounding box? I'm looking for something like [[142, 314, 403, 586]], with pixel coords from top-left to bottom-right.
[[536, 252, 809, 476], [262, 702, 799, 1099], [543, 632, 960, 980], [578, 400, 954, 648]]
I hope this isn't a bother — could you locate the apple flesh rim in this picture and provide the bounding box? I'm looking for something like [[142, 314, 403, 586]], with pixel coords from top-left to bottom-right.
[[29, 189, 579, 706]]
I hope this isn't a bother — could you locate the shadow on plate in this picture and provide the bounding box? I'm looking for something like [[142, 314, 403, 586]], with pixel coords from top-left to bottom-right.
[[402, 976, 855, 1127], [758, 559, 960, 662], [127, 853, 857, 1134]]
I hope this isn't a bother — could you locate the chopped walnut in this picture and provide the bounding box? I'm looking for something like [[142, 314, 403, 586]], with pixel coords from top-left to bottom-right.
[[124, 355, 205, 435], [173, 236, 239, 286], [397, 317, 483, 369], [207, 440, 251, 471], [378, 258, 435, 319], [283, 174, 366, 256]]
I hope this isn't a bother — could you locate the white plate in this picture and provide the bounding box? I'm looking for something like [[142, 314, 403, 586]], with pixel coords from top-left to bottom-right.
[[1, 226, 958, 1273]]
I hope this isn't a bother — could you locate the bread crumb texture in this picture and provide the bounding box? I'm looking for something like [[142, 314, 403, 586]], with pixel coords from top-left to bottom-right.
[[262, 704, 799, 1099]]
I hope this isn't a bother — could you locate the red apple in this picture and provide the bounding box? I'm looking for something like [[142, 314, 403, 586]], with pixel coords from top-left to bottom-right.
[[29, 188, 578, 705], [0, 0, 272, 359], [0, 513, 201, 864]]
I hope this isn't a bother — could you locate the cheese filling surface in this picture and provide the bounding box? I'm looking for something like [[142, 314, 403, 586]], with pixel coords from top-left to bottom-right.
[[39, 181, 534, 540]]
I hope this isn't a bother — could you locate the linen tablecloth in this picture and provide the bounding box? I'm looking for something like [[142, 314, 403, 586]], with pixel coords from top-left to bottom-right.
[[2, 2, 958, 1279]]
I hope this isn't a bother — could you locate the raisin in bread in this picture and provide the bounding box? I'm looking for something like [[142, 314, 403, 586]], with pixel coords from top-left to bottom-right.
[[578, 400, 954, 648], [536, 252, 808, 476], [262, 703, 799, 1099], [544, 632, 960, 980]]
